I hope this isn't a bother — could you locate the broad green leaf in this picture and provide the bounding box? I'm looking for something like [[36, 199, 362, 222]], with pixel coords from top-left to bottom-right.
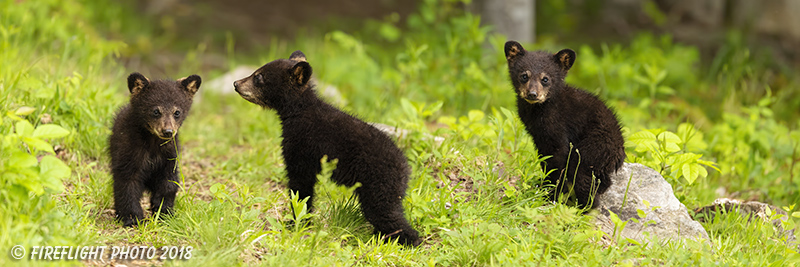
[[400, 98, 417, 118], [14, 106, 36, 116], [8, 151, 38, 168], [628, 130, 657, 152], [657, 85, 675, 95], [39, 155, 69, 193], [18, 174, 45, 195], [32, 124, 70, 139], [656, 131, 681, 152], [22, 137, 55, 154], [467, 110, 484, 122], [39, 155, 71, 179], [655, 70, 667, 83], [675, 153, 701, 165], [636, 208, 646, 219], [681, 163, 704, 184], [677, 123, 708, 151], [628, 130, 656, 145], [15, 120, 34, 137], [378, 23, 400, 42], [209, 183, 225, 194], [423, 101, 443, 117], [656, 131, 680, 143], [437, 116, 457, 128]]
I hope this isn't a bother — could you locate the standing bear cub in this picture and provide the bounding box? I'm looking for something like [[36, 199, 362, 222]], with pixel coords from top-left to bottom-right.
[[233, 51, 420, 246], [110, 72, 201, 227], [504, 41, 625, 208]]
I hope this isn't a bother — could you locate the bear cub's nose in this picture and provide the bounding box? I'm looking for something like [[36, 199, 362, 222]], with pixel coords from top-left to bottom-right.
[[526, 91, 538, 100], [162, 129, 174, 137]]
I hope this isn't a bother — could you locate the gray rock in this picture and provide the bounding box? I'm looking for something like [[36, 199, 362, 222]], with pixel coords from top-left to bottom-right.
[[594, 163, 710, 245], [204, 66, 259, 95], [369, 123, 444, 146], [316, 83, 346, 107], [204, 66, 346, 106]]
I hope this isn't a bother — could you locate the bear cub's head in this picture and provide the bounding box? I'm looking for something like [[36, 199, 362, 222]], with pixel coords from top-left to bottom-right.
[[127, 72, 201, 140], [504, 41, 575, 104], [233, 51, 312, 110]]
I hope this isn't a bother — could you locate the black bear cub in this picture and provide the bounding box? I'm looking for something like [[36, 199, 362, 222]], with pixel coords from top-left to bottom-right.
[[233, 51, 421, 246], [504, 41, 625, 208], [110, 72, 201, 227]]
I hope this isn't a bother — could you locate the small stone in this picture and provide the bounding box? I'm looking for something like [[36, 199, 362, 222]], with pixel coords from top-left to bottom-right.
[[40, 113, 52, 124]]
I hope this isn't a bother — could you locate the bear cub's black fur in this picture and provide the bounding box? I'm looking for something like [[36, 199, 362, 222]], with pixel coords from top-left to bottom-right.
[[233, 51, 421, 246], [504, 41, 625, 208], [109, 72, 201, 227]]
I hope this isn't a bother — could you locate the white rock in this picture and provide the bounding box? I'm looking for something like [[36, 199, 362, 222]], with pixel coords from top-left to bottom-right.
[[594, 163, 710, 245]]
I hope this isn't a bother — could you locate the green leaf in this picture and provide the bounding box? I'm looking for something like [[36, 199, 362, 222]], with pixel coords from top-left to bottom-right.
[[628, 130, 656, 145], [467, 110, 484, 122], [657, 85, 675, 95], [677, 123, 708, 151], [39, 155, 69, 193], [23, 137, 55, 154], [14, 106, 36, 116], [39, 155, 70, 179], [400, 98, 417, 118], [8, 151, 38, 169], [437, 116, 457, 128], [656, 131, 681, 152], [624, 237, 641, 246], [33, 124, 70, 139], [17, 173, 45, 195], [378, 23, 400, 42], [681, 163, 704, 184], [654, 70, 667, 83], [15, 120, 34, 137], [636, 208, 646, 219], [629, 130, 657, 152], [422, 101, 443, 117]]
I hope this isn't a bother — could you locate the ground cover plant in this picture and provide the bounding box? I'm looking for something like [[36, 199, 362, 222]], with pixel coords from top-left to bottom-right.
[[1, 0, 799, 266]]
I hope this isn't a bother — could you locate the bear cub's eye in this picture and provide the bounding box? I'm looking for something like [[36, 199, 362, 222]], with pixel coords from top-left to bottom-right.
[[520, 73, 529, 83], [541, 77, 549, 85], [173, 110, 181, 118], [152, 109, 161, 117], [254, 73, 263, 85]]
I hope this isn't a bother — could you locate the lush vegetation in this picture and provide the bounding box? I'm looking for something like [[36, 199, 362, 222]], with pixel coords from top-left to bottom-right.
[[1, 0, 798, 266]]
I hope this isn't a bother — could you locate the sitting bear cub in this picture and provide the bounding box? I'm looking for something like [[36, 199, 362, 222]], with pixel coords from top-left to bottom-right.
[[233, 51, 420, 246], [109, 72, 201, 227], [504, 41, 626, 208]]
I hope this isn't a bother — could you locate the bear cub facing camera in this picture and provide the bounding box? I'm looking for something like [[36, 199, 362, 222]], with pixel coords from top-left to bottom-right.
[[109, 72, 201, 227], [504, 41, 625, 208], [233, 51, 421, 246]]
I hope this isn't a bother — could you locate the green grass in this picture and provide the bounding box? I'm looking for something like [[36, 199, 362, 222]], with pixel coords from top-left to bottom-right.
[[1, 0, 799, 266]]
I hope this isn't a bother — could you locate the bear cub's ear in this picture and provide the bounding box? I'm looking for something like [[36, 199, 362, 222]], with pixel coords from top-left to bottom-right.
[[289, 50, 307, 62], [127, 72, 150, 95], [504, 41, 526, 62], [179, 74, 202, 95], [291, 61, 312, 88], [554, 49, 576, 71]]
